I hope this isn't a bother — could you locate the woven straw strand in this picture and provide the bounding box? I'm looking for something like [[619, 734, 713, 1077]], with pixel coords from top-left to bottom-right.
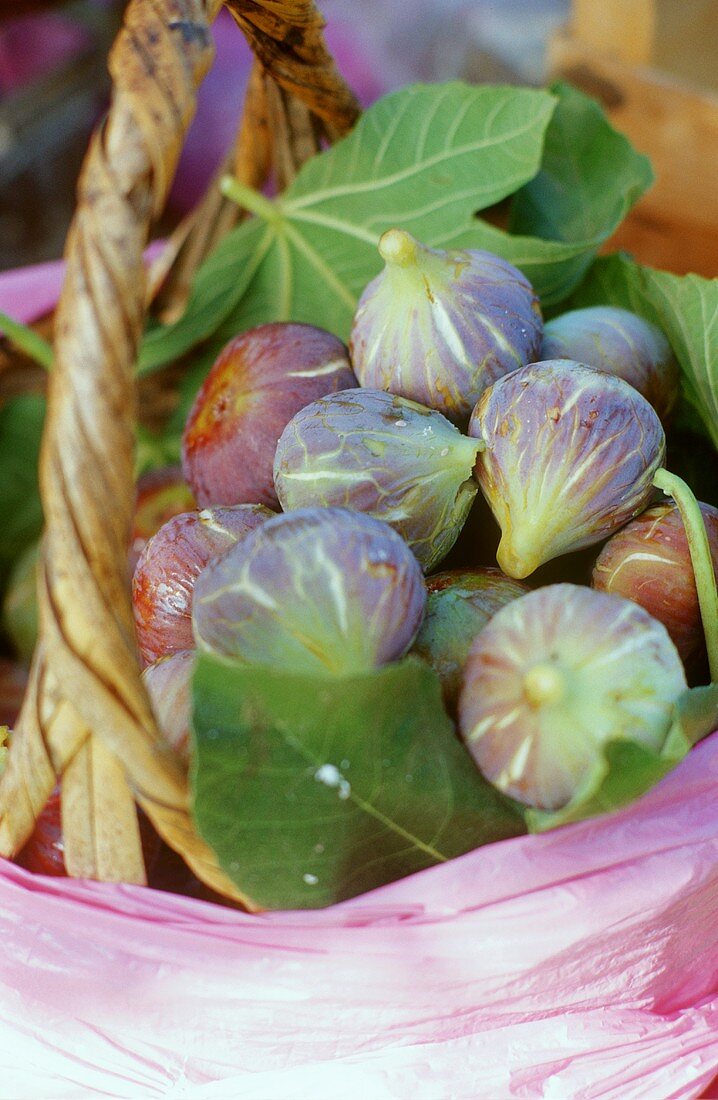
[[0, 0, 360, 902]]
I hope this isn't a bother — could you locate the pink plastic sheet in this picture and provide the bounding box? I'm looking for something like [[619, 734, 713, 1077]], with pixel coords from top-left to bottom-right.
[[2, 264, 718, 1098]]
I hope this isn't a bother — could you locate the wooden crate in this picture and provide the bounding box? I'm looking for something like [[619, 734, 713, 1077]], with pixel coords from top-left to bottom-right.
[[548, 0, 718, 276]]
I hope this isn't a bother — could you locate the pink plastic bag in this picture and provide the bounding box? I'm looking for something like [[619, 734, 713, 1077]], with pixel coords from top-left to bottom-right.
[[1, 263, 718, 1098]]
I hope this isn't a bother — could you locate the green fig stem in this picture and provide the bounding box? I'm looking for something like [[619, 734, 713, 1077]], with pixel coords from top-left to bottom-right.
[[378, 228, 419, 268], [653, 468, 718, 683], [220, 175, 282, 227], [523, 663, 565, 708]]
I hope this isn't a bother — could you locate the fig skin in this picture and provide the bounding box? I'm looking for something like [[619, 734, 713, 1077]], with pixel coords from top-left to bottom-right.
[[411, 569, 530, 712], [350, 228, 543, 425], [193, 507, 427, 676], [129, 465, 196, 576], [4, 467, 196, 665], [182, 322, 357, 509], [541, 306, 679, 424], [468, 360, 666, 579], [592, 500, 718, 664], [14, 784, 163, 879], [274, 388, 483, 572], [458, 584, 687, 811], [132, 504, 274, 667]]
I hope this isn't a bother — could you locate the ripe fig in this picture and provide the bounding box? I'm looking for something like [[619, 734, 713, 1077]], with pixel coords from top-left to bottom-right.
[[14, 784, 163, 879], [274, 388, 483, 572], [411, 569, 530, 711], [458, 584, 687, 811], [350, 228, 542, 425], [129, 465, 196, 576], [14, 785, 65, 877], [592, 501, 718, 665], [469, 360, 666, 579], [193, 507, 426, 676], [541, 306, 679, 423], [182, 322, 357, 509], [132, 504, 274, 666]]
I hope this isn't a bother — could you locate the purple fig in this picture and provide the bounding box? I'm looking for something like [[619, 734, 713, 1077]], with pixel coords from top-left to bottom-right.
[[350, 228, 542, 425], [541, 306, 679, 423], [412, 569, 530, 711], [132, 504, 275, 666], [468, 360, 666, 579], [129, 465, 196, 576], [182, 322, 356, 509], [193, 507, 427, 676], [273, 388, 483, 572], [592, 500, 718, 665], [458, 584, 687, 811]]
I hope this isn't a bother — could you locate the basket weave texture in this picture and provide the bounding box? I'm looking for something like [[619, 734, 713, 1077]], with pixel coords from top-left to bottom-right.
[[0, 0, 359, 900]]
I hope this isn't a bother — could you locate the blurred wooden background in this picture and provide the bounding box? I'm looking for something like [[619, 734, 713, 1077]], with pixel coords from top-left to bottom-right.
[[550, 0, 718, 276]]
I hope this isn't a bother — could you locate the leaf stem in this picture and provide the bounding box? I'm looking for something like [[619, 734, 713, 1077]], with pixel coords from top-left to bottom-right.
[[0, 311, 53, 370], [220, 176, 282, 227], [653, 468, 718, 682]]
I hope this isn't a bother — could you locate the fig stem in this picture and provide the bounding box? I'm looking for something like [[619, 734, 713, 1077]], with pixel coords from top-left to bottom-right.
[[653, 468, 718, 682], [523, 663, 565, 708], [220, 175, 282, 227], [0, 310, 53, 370], [378, 229, 419, 268]]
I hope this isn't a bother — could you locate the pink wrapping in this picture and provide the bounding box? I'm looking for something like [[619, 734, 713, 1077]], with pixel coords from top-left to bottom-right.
[[2, 265, 718, 1098]]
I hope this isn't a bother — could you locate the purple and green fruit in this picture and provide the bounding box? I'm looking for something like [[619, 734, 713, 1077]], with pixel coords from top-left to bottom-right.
[[350, 229, 543, 425], [274, 388, 483, 572]]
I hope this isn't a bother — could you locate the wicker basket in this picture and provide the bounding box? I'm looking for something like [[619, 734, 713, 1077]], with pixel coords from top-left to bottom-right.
[[2, 4, 718, 1095], [0, 0, 360, 898]]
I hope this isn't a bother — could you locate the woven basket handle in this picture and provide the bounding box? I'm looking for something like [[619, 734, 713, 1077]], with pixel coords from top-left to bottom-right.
[[0, 0, 359, 899]]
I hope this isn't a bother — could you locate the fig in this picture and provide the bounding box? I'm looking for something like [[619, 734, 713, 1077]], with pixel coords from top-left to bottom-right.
[[541, 306, 679, 423], [592, 501, 718, 665], [350, 228, 542, 424], [129, 465, 196, 576], [468, 360, 666, 579], [274, 388, 483, 572], [143, 650, 194, 764], [411, 569, 530, 711], [193, 507, 426, 676], [182, 322, 357, 509], [14, 783, 163, 879], [458, 584, 687, 811], [14, 785, 66, 877], [132, 504, 274, 667]]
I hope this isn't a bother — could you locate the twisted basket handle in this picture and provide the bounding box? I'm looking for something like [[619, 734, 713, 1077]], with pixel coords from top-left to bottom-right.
[[0, 0, 359, 898]]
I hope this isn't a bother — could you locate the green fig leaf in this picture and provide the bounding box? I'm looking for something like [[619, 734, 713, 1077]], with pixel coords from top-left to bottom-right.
[[138, 82, 557, 374], [191, 653, 524, 910], [139, 80, 654, 387], [465, 82, 654, 304], [567, 252, 718, 449], [138, 218, 271, 375], [509, 82, 653, 248], [0, 395, 45, 591], [525, 684, 718, 833]]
